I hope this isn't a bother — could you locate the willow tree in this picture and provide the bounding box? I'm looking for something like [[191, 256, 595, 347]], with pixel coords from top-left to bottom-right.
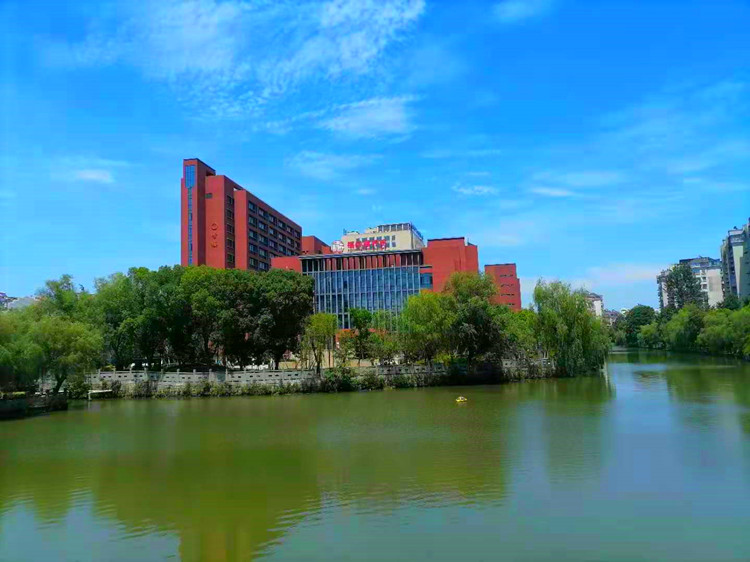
[[302, 313, 338, 375], [533, 281, 609, 377]]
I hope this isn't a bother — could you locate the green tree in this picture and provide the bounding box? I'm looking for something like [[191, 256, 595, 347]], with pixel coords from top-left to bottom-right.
[[302, 313, 338, 375], [450, 297, 501, 369], [182, 267, 224, 366], [442, 271, 497, 303], [533, 281, 610, 377], [348, 308, 373, 366], [624, 305, 656, 347], [0, 311, 42, 391], [637, 321, 663, 349], [216, 269, 263, 368], [36, 274, 90, 319], [696, 308, 734, 354], [369, 331, 400, 365], [91, 273, 137, 369], [718, 293, 741, 311], [662, 305, 704, 351], [257, 269, 315, 369], [28, 316, 103, 394], [400, 292, 454, 366], [494, 307, 538, 362], [664, 264, 707, 310]]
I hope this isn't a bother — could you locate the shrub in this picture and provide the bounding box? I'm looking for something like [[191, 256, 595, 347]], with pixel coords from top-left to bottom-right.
[[192, 380, 211, 397], [128, 380, 153, 398], [101, 380, 123, 397], [209, 382, 233, 397], [66, 374, 92, 399], [388, 374, 413, 389], [358, 371, 384, 391], [321, 368, 355, 392]]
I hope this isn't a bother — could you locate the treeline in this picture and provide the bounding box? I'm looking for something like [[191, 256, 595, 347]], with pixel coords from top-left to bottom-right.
[[299, 273, 610, 379], [612, 299, 750, 358], [0, 266, 312, 392], [1, 266, 611, 395]]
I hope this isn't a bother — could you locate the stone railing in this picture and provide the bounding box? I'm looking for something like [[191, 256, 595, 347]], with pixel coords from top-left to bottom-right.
[[80, 363, 449, 391]]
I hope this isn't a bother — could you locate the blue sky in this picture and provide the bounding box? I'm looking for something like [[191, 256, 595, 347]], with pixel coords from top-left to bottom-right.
[[1, 0, 749, 309]]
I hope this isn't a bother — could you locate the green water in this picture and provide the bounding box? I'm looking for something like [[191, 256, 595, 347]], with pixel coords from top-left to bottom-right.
[[1, 352, 750, 561]]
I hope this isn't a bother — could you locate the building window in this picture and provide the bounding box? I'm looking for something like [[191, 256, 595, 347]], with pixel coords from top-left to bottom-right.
[[248, 202, 257, 212], [248, 216, 256, 226], [260, 235, 268, 245], [259, 248, 268, 258], [269, 227, 276, 236], [249, 244, 258, 254], [249, 230, 257, 240], [259, 222, 267, 231]]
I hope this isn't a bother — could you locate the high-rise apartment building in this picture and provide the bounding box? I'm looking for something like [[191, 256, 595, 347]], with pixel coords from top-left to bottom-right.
[[720, 219, 750, 301], [181, 159, 302, 271], [657, 256, 723, 308]]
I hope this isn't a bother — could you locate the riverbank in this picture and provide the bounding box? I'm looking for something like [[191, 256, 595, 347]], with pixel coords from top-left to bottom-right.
[[66, 360, 561, 400], [0, 393, 68, 419]]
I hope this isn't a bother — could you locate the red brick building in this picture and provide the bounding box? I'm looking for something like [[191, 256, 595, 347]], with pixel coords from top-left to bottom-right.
[[484, 264, 522, 310], [272, 236, 520, 328], [181, 159, 302, 271]]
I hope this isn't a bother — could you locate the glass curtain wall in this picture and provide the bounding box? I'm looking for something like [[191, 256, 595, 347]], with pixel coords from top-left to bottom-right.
[[306, 266, 432, 329]]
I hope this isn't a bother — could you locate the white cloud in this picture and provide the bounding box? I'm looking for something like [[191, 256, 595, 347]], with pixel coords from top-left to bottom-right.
[[421, 148, 503, 159], [73, 169, 115, 184], [52, 156, 130, 185], [529, 186, 575, 197], [43, 0, 426, 118], [402, 39, 466, 88], [493, 0, 556, 23], [663, 140, 750, 174], [600, 80, 748, 158], [287, 151, 379, 180], [532, 170, 625, 188], [586, 263, 666, 285], [452, 183, 499, 196], [319, 96, 417, 138]]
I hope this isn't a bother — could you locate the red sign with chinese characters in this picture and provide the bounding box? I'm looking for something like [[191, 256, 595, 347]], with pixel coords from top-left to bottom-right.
[[347, 240, 387, 251]]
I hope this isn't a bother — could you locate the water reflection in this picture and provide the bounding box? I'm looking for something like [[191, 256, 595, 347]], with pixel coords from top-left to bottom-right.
[[1, 354, 749, 562]]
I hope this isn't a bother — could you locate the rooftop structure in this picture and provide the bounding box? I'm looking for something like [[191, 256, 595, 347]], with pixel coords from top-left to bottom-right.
[[337, 222, 425, 253]]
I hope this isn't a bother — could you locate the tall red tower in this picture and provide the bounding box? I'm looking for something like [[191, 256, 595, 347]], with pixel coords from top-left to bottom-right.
[[181, 158, 302, 271]]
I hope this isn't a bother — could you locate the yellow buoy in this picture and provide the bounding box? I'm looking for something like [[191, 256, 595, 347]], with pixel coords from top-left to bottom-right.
[[455, 396, 468, 403]]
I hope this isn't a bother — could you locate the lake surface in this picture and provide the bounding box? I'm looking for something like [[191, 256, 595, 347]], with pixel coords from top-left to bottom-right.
[[1, 351, 750, 561]]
